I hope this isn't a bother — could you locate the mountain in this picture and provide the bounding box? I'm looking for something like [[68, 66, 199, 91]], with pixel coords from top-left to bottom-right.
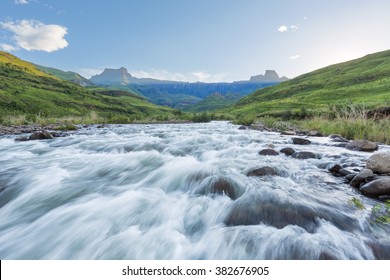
[[227, 49, 390, 116], [249, 70, 289, 83], [33, 64, 94, 87], [90, 67, 164, 86], [0, 51, 174, 121], [89, 68, 287, 110]]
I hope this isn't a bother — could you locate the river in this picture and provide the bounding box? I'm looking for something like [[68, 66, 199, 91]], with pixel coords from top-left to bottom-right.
[[0, 121, 389, 259]]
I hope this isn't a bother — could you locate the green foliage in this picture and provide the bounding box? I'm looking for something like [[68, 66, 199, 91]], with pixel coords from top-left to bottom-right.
[[0, 51, 177, 125], [234, 115, 255, 126], [371, 200, 390, 224], [225, 49, 390, 117], [351, 197, 365, 210], [191, 112, 215, 123]]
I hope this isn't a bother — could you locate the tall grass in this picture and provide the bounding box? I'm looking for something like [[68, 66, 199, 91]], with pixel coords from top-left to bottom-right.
[[298, 103, 390, 144]]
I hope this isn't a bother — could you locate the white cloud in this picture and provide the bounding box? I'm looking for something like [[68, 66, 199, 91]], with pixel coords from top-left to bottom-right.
[[278, 25, 288, 32], [0, 20, 68, 52], [15, 0, 29, 4], [303, 17, 308, 20], [0, 43, 17, 52], [289, 54, 301, 60], [130, 69, 228, 82], [290, 25, 298, 32]]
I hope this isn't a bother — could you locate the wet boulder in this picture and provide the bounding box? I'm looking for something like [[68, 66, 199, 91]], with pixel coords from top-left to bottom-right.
[[247, 166, 278, 177], [329, 134, 349, 142], [258, 149, 279, 156], [360, 177, 390, 197], [196, 177, 242, 200], [292, 137, 311, 145], [280, 147, 295, 156], [281, 130, 296, 136], [224, 193, 359, 232], [238, 125, 247, 130], [329, 164, 342, 175], [366, 152, 390, 174], [28, 130, 54, 140], [307, 130, 323, 137], [292, 151, 319, 159], [350, 169, 376, 188], [346, 140, 378, 152]]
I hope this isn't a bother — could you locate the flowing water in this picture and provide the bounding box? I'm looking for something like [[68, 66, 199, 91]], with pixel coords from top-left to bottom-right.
[[0, 121, 389, 259]]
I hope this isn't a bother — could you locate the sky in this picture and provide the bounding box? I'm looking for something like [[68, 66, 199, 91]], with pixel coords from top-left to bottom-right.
[[1, 0, 389, 82]]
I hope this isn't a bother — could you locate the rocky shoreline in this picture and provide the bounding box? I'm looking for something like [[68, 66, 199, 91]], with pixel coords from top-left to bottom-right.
[[239, 122, 390, 202]]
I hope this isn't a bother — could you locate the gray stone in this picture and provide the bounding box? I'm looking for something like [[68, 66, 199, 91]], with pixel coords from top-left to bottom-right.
[[281, 130, 296, 135], [360, 177, 390, 197], [292, 137, 311, 145], [28, 130, 54, 140], [247, 166, 278, 177], [258, 149, 279, 156], [280, 147, 295, 156], [346, 140, 378, 152], [329, 134, 349, 142], [292, 151, 318, 159], [350, 169, 375, 188], [307, 130, 323, 137], [366, 152, 390, 174]]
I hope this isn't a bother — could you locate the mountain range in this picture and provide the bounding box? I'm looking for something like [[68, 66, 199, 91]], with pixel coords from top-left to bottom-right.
[[88, 67, 288, 110]]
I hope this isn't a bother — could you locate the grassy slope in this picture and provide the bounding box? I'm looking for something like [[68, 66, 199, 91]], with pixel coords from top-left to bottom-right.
[[228, 50, 390, 116], [33, 63, 94, 86], [185, 93, 244, 112], [0, 51, 174, 121]]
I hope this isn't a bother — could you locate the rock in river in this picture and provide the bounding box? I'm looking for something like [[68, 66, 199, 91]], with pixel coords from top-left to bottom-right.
[[247, 166, 278, 177], [346, 140, 378, 152], [292, 137, 311, 145], [258, 149, 279, 156], [280, 147, 295, 156], [360, 177, 390, 197], [28, 130, 54, 140], [366, 152, 390, 174], [292, 151, 319, 159], [350, 169, 376, 188]]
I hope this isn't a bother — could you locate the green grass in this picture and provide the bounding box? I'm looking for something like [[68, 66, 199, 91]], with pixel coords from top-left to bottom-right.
[[0, 51, 186, 125], [225, 49, 390, 118]]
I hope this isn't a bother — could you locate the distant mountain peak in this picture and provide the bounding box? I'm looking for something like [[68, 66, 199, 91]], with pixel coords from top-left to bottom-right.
[[90, 67, 135, 85], [249, 70, 288, 82]]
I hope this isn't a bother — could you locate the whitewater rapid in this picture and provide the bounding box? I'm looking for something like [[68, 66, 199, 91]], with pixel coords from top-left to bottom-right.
[[0, 121, 389, 259]]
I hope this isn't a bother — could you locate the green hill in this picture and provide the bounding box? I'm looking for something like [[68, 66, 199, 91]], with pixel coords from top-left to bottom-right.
[[33, 64, 94, 87], [0, 51, 174, 123], [185, 93, 245, 112], [227, 49, 390, 117]]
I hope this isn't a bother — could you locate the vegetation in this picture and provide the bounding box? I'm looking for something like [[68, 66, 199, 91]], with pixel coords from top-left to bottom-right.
[[33, 63, 94, 86], [185, 93, 245, 112], [0, 51, 188, 125], [371, 200, 390, 224], [351, 197, 365, 210], [225, 49, 390, 118]]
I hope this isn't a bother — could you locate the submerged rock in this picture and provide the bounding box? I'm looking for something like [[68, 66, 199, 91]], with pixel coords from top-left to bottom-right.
[[208, 178, 239, 200], [280, 147, 295, 156], [292, 137, 311, 145], [292, 151, 318, 159], [247, 166, 278, 177], [307, 130, 323, 137], [360, 177, 390, 197], [224, 193, 359, 232], [258, 149, 279, 156], [281, 130, 296, 136], [329, 134, 349, 142], [366, 152, 390, 174], [28, 130, 54, 140], [346, 140, 378, 152], [350, 169, 376, 188]]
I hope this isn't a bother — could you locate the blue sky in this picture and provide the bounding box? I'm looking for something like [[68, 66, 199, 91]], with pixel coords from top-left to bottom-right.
[[1, 0, 389, 82]]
